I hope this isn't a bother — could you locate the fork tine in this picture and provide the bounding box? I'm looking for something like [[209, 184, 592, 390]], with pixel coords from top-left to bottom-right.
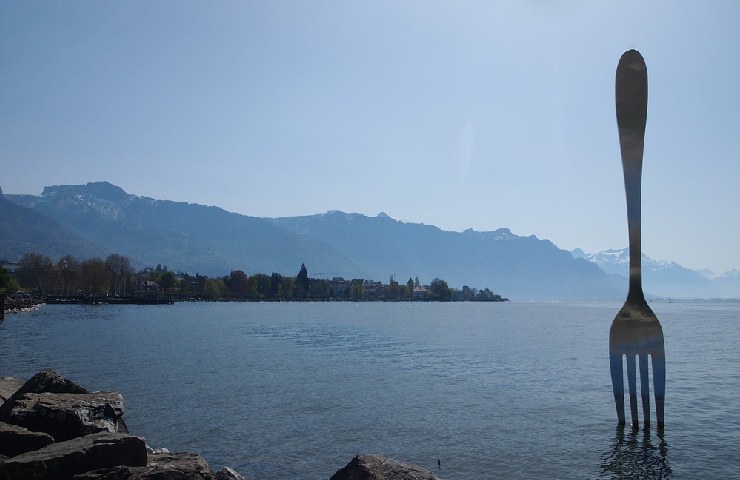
[[652, 351, 666, 428], [627, 354, 638, 428], [639, 353, 650, 428], [610, 351, 625, 425]]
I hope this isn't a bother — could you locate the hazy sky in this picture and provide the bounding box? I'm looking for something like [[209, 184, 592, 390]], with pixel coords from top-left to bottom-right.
[[2, 1, 739, 273]]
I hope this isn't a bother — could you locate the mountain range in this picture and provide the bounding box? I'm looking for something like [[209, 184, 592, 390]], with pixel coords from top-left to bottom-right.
[[1, 181, 737, 299], [571, 248, 740, 299]]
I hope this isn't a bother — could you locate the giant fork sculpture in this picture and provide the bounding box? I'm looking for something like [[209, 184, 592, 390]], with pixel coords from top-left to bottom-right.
[[609, 50, 666, 429]]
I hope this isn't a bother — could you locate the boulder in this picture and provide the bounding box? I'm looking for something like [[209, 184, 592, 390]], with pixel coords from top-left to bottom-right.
[[330, 454, 440, 480], [72, 451, 215, 479], [0, 369, 88, 420], [0, 421, 54, 457], [214, 467, 245, 480], [4, 391, 128, 441], [0, 432, 146, 480], [142, 452, 213, 479], [0, 377, 23, 405], [0, 370, 242, 480]]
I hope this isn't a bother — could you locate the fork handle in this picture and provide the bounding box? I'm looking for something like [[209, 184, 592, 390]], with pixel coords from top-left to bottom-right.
[[616, 50, 648, 299]]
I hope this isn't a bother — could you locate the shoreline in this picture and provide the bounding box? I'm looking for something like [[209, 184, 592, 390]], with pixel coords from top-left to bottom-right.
[[2, 295, 507, 316], [1, 295, 44, 317]]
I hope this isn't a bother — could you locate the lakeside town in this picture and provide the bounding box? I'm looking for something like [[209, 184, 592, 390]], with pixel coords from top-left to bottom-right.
[[1, 252, 508, 312]]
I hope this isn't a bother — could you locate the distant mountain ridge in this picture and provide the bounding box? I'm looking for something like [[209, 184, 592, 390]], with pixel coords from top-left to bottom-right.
[[571, 248, 740, 298], [0, 181, 639, 299], [0, 194, 107, 261], [267, 211, 622, 299], [5, 182, 361, 279]]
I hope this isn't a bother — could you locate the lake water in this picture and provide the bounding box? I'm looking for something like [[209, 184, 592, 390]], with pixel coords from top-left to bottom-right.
[[1, 301, 739, 479]]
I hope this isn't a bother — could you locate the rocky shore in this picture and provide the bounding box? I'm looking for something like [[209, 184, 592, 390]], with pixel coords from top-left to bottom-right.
[[1, 295, 44, 316], [0, 370, 440, 480]]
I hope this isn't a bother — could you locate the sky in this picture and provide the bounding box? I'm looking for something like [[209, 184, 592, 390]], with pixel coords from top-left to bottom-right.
[[1, 1, 739, 274]]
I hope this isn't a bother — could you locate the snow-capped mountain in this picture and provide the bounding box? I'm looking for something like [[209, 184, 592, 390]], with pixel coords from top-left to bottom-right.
[[572, 248, 740, 299]]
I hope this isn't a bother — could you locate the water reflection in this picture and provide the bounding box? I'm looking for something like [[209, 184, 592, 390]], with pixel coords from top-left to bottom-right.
[[599, 427, 671, 479]]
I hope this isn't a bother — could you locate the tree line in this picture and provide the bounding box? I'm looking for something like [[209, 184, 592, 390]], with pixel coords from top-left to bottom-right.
[[2, 253, 140, 298], [1, 253, 507, 302]]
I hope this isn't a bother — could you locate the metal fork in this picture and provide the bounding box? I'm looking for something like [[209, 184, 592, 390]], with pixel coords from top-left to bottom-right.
[[609, 50, 666, 429]]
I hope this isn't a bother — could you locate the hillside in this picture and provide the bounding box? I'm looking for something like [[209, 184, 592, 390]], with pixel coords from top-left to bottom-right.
[[5, 181, 625, 299], [0, 194, 106, 262], [6, 182, 362, 279]]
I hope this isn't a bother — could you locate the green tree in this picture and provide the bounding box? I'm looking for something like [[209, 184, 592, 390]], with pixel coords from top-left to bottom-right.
[[475, 288, 505, 302], [310, 279, 330, 299], [250, 273, 272, 299], [461, 285, 474, 301], [56, 255, 80, 296], [17, 253, 53, 292], [0, 265, 20, 294], [177, 273, 193, 295], [245, 279, 259, 299], [105, 254, 134, 297], [226, 270, 250, 298], [177, 273, 207, 297], [203, 278, 226, 299], [80, 258, 111, 298], [429, 278, 452, 301], [295, 263, 309, 299], [406, 278, 414, 299], [278, 277, 295, 300], [193, 274, 208, 296], [270, 273, 283, 298], [159, 271, 176, 291]]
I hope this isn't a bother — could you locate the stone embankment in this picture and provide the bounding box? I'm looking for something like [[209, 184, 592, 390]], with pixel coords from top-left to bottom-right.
[[0, 370, 440, 480], [1, 295, 43, 316], [0, 370, 244, 480]]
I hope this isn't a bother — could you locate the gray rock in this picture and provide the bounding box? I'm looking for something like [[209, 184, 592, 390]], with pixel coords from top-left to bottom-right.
[[4, 391, 128, 442], [72, 451, 214, 479], [214, 466, 245, 480], [0, 369, 88, 420], [330, 454, 440, 480], [0, 421, 54, 457], [0, 431, 146, 480], [0, 377, 23, 405]]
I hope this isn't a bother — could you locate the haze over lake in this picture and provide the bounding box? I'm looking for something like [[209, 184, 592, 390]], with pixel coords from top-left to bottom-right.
[[2, 301, 738, 478]]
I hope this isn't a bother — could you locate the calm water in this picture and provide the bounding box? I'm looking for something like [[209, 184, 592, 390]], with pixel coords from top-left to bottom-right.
[[1, 301, 739, 479]]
